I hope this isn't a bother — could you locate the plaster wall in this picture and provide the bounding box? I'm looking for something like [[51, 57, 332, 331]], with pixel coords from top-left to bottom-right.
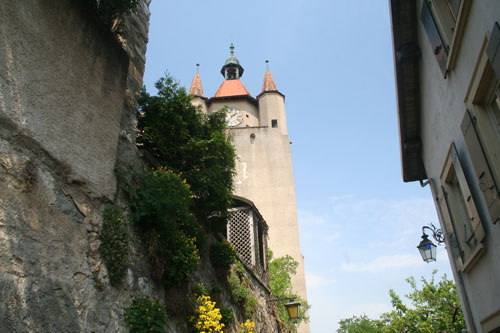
[[230, 126, 309, 333], [258, 93, 288, 136], [209, 99, 260, 127], [417, 0, 500, 330]]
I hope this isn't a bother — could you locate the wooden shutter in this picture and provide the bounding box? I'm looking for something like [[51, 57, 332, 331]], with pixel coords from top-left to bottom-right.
[[421, 0, 448, 75], [450, 144, 486, 242], [486, 22, 500, 81], [461, 110, 500, 224], [437, 186, 464, 267]]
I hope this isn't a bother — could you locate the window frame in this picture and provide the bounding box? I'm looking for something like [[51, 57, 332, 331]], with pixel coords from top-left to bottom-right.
[[421, 0, 472, 76], [438, 143, 486, 272], [464, 35, 500, 225]]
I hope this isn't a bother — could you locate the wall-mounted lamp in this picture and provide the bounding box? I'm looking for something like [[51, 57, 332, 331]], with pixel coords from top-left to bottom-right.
[[269, 297, 301, 321], [417, 223, 445, 263]]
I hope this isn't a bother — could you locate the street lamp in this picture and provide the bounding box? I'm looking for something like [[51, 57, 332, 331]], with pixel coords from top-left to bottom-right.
[[269, 297, 301, 321], [284, 299, 301, 320], [417, 223, 445, 263]]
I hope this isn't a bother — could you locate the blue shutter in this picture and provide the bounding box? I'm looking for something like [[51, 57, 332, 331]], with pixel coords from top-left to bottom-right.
[[421, 1, 448, 75]]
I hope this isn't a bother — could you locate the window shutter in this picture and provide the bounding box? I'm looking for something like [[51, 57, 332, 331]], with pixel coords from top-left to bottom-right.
[[461, 110, 500, 224], [437, 186, 464, 267], [486, 22, 500, 81], [421, 0, 448, 75], [451, 144, 486, 242]]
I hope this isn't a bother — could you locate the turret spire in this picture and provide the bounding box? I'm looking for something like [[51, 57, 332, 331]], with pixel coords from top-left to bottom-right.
[[189, 63, 204, 97], [261, 60, 278, 92]]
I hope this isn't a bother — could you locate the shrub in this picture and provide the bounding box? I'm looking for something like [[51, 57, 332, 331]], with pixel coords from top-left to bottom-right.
[[210, 240, 237, 269], [190, 295, 224, 332], [220, 307, 234, 326], [239, 319, 256, 333], [192, 283, 209, 297], [100, 205, 129, 286], [125, 296, 167, 333], [130, 168, 203, 287], [229, 273, 248, 304], [244, 296, 258, 317]]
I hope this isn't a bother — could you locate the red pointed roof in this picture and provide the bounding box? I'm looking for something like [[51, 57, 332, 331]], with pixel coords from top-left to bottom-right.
[[189, 64, 204, 97], [262, 70, 278, 92], [189, 73, 204, 97], [213, 79, 252, 98]]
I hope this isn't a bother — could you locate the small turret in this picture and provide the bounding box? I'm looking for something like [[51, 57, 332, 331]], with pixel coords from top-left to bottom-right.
[[257, 60, 287, 135]]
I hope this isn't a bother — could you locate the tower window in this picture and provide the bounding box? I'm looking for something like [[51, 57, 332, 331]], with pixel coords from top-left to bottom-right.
[[271, 119, 278, 128]]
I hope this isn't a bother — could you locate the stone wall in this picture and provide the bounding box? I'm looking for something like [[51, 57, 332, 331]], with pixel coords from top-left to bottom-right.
[[0, 0, 154, 331]]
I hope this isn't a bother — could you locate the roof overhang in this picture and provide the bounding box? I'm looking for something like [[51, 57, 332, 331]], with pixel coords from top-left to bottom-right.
[[390, 0, 427, 182], [207, 94, 258, 106]]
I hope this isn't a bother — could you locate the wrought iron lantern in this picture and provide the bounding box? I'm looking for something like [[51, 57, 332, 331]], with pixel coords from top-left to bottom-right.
[[269, 297, 301, 321], [417, 223, 445, 263]]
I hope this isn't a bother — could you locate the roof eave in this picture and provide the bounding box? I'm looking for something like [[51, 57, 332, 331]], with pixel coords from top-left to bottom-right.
[[390, 0, 427, 182], [207, 94, 258, 106]]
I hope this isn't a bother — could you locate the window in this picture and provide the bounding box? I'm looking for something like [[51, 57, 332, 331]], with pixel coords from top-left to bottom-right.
[[227, 202, 268, 276], [271, 119, 278, 128], [421, 0, 471, 75], [437, 144, 485, 271], [463, 36, 500, 225]]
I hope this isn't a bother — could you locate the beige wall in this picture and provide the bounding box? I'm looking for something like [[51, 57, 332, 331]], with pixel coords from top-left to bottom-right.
[[258, 93, 288, 135], [209, 99, 260, 127], [415, 0, 500, 331]]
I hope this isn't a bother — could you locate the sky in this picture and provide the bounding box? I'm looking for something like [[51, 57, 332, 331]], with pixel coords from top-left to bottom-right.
[[142, 1, 454, 331]]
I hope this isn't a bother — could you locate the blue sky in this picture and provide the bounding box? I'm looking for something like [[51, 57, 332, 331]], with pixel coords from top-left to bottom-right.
[[143, 1, 453, 331]]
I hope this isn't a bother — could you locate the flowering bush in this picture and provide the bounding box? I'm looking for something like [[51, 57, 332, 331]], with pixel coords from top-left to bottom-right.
[[190, 295, 225, 332], [210, 240, 237, 269], [239, 319, 256, 333], [125, 296, 167, 333]]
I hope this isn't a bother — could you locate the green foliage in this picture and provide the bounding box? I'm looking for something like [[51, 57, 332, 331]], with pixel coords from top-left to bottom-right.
[[210, 240, 237, 269], [125, 296, 167, 333], [220, 307, 234, 326], [337, 314, 383, 333], [228, 273, 248, 304], [192, 283, 209, 297], [244, 296, 258, 317], [268, 250, 310, 332], [337, 271, 466, 333], [137, 74, 236, 232], [130, 168, 203, 287], [100, 205, 129, 286]]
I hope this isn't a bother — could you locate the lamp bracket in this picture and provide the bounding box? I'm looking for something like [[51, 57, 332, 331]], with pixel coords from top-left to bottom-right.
[[422, 223, 445, 245]]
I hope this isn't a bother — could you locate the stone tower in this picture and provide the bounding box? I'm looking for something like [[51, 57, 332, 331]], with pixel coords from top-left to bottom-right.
[[189, 44, 309, 332]]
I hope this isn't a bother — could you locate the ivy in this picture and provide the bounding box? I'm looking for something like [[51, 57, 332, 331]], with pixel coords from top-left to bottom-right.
[[268, 250, 310, 332]]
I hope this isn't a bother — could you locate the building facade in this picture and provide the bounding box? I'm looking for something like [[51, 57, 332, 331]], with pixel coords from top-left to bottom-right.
[[189, 45, 309, 332], [390, 1, 500, 332]]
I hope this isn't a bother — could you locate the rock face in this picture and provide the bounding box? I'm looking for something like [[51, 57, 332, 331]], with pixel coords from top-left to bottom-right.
[[0, 1, 280, 332]]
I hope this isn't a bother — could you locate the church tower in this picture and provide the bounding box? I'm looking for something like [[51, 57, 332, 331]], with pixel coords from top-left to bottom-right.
[[189, 45, 309, 333]]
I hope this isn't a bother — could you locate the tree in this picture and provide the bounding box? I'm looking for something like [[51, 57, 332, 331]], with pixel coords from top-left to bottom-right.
[[137, 74, 236, 232], [337, 271, 465, 333], [268, 250, 310, 332]]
